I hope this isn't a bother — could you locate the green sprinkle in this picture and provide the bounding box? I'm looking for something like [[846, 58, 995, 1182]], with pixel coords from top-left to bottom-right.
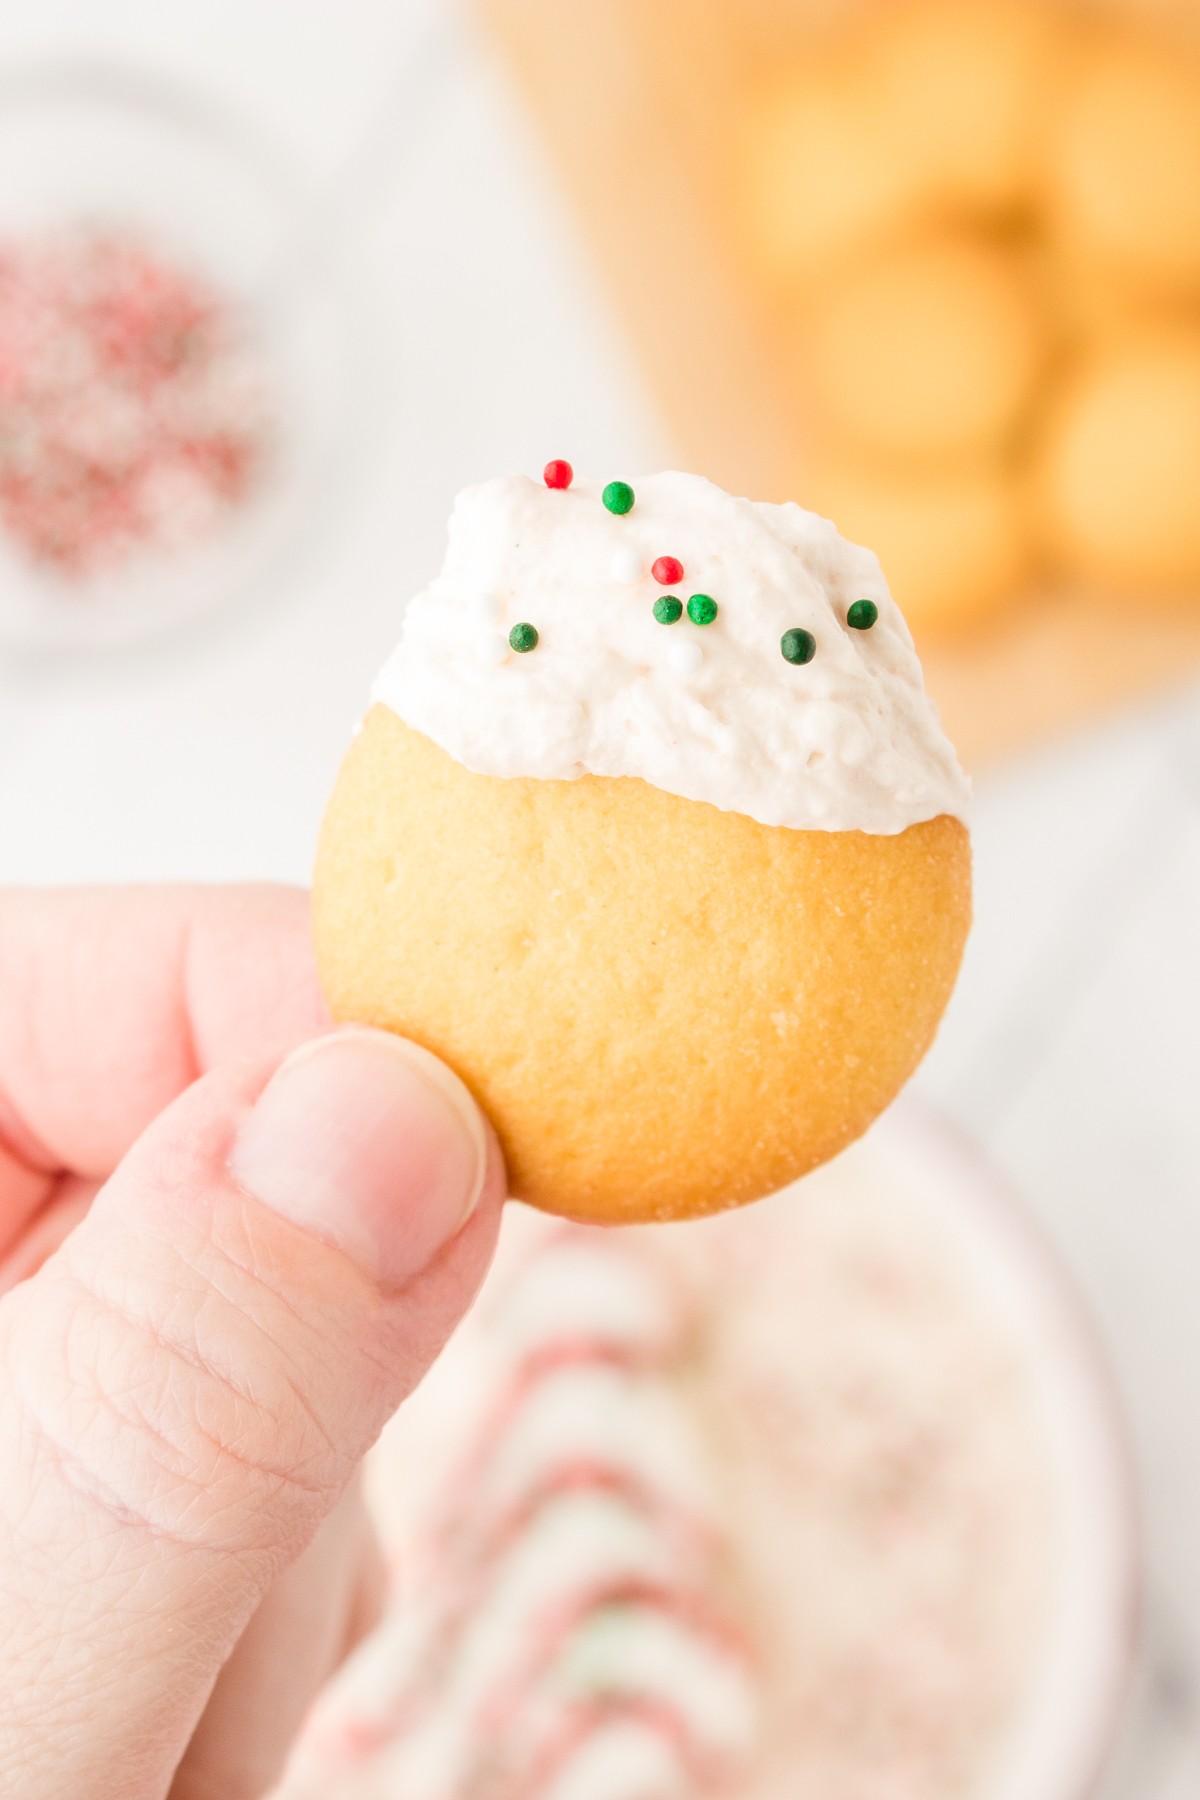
[[847, 598, 879, 630], [653, 594, 683, 624], [687, 593, 717, 626], [509, 622, 539, 653], [602, 480, 635, 515], [781, 627, 816, 664]]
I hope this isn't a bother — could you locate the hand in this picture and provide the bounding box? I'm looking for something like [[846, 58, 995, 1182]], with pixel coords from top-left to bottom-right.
[[0, 886, 505, 1800]]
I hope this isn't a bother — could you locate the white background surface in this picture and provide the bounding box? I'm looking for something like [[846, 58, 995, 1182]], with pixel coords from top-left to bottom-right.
[[0, 5, 1197, 1793]]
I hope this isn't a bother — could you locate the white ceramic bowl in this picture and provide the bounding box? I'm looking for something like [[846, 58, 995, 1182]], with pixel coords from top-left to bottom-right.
[[871, 1103, 1139, 1800]]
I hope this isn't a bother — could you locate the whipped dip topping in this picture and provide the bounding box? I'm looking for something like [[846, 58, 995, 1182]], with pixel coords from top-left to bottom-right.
[[373, 470, 969, 834]]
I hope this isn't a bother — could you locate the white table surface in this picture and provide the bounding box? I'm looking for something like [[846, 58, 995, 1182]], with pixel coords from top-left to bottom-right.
[[0, 5, 1197, 1792]]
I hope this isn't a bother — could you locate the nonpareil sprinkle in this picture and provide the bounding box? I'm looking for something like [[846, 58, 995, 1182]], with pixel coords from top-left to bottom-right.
[[509, 621, 539, 653], [781, 628, 816, 664]]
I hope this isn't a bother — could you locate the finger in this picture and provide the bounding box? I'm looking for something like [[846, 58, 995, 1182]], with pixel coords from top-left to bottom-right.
[[0, 1027, 504, 1800], [0, 1176, 96, 1295], [341, 1518, 389, 1658], [0, 885, 326, 1247], [170, 1483, 378, 1800]]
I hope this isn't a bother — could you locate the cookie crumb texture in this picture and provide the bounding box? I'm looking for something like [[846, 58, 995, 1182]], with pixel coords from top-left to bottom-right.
[[314, 710, 971, 1223]]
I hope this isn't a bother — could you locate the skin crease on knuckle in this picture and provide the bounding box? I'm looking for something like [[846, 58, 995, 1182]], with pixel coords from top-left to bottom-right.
[[2, 1209, 375, 1579], [0, 890, 394, 1800], [0, 888, 520, 1800]]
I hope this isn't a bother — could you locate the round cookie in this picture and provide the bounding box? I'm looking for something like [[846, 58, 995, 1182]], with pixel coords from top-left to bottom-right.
[[313, 472, 971, 1225], [800, 233, 1045, 464], [1046, 251, 1199, 350], [316, 710, 969, 1224], [864, 0, 1067, 216], [1034, 333, 1200, 592], [808, 457, 1028, 635], [1046, 31, 1200, 298], [737, 57, 918, 290]]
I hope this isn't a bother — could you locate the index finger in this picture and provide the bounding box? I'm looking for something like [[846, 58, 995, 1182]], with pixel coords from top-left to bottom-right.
[[0, 885, 328, 1248]]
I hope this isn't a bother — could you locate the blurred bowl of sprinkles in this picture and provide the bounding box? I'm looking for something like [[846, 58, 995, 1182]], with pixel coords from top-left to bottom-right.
[[0, 64, 359, 650]]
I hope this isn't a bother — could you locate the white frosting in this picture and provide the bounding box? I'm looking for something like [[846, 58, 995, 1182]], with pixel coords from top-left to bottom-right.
[[493, 1238, 686, 1363], [540, 1719, 687, 1800], [555, 1603, 757, 1752], [373, 471, 969, 835], [476, 1363, 718, 1524]]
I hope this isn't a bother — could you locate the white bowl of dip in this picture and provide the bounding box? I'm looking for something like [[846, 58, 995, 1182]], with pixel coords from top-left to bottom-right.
[[701, 1100, 1139, 1800], [348, 1099, 1138, 1800], [885, 1104, 1138, 1800]]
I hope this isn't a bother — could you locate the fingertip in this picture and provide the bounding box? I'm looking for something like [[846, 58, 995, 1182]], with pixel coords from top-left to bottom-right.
[[229, 1027, 504, 1293]]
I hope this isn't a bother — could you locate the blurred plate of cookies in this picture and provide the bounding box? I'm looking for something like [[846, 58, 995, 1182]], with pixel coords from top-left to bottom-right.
[[480, 0, 1200, 764]]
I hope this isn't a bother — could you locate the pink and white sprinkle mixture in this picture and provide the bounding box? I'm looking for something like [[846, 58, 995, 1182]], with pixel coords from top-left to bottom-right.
[[0, 226, 271, 579]]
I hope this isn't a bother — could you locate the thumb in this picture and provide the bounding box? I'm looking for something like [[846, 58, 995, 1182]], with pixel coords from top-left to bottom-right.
[[0, 1027, 504, 1800]]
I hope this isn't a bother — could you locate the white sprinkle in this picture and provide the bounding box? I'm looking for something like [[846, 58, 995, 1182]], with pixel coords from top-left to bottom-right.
[[478, 632, 509, 666], [610, 547, 643, 584], [471, 592, 503, 627], [669, 638, 703, 675]]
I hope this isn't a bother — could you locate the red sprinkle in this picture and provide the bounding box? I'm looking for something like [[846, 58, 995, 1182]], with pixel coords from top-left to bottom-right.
[[543, 459, 573, 490], [652, 554, 684, 585]]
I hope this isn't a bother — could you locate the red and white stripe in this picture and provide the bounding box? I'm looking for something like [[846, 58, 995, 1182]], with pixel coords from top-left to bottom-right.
[[282, 1228, 758, 1799]]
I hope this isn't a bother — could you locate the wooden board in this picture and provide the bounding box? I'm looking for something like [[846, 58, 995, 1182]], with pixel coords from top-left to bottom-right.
[[479, 0, 1200, 768]]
